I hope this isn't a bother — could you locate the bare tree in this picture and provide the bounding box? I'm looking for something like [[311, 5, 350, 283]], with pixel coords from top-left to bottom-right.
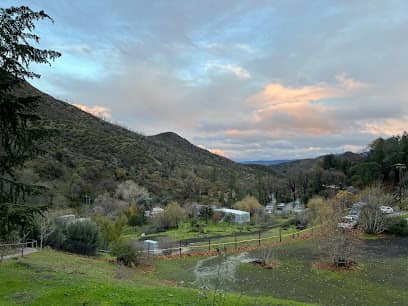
[[317, 199, 360, 266], [359, 186, 393, 234], [35, 212, 55, 248]]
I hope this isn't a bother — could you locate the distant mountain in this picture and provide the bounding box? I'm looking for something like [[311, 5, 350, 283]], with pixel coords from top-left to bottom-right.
[[239, 160, 295, 166], [14, 82, 277, 207]]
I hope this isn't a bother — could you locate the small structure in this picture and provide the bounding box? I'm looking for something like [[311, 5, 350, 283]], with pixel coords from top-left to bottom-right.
[[276, 203, 286, 211], [143, 240, 159, 255], [214, 208, 250, 224], [145, 207, 164, 218], [75, 217, 91, 223], [265, 204, 274, 214], [55, 215, 91, 225], [185, 203, 210, 218], [55, 214, 75, 224]]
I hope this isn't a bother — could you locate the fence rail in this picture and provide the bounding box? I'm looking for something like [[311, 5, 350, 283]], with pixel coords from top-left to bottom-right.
[[143, 226, 318, 257], [0, 240, 38, 261]]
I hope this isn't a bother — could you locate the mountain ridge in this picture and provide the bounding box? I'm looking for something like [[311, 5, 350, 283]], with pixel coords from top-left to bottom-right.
[[15, 82, 277, 207]]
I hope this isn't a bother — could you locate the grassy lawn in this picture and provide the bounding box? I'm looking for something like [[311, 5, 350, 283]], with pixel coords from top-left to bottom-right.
[[0, 249, 312, 305], [152, 237, 408, 306], [123, 217, 290, 241]]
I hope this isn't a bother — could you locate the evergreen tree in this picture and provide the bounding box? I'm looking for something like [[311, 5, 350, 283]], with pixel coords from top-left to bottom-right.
[[0, 6, 60, 241]]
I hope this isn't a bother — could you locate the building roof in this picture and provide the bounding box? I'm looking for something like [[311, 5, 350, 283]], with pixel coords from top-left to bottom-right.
[[214, 208, 249, 215], [143, 240, 158, 244], [152, 207, 164, 212]]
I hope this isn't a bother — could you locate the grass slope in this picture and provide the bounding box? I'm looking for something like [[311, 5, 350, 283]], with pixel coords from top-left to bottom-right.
[[152, 237, 408, 306], [0, 249, 312, 305]]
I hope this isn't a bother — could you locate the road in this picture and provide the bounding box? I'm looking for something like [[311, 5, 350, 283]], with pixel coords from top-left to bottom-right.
[[389, 211, 408, 217]]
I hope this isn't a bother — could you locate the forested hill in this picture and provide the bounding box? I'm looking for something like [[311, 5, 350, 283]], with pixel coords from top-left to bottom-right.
[[16, 82, 277, 208]]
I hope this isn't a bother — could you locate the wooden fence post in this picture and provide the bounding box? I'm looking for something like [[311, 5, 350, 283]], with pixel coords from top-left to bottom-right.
[[279, 228, 282, 242], [258, 231, 261, 246], [208, 239, 211, 251], [21, 246, 24, 257], [179, 240, 182, 257]]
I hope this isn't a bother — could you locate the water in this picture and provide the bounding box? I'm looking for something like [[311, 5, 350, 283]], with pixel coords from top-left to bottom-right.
[[193, 252, 257, 284]]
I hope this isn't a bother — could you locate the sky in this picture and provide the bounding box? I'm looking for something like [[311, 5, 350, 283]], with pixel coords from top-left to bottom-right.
[[5, 0, 408, 161]]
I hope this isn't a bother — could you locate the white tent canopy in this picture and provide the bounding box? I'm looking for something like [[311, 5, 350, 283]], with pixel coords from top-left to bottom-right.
[[214, 208, 250, 224]]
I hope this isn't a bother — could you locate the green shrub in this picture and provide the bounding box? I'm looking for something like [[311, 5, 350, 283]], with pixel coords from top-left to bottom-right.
[[388, 219, 408, 236], [64, 221, 100, 255], [111, 240, 144, 266], [48, 226, 66, 249], [399, 199, 408, 210]]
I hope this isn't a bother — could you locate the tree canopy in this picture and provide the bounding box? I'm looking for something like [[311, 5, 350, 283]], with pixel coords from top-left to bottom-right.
[[0, 5, 60, 241]]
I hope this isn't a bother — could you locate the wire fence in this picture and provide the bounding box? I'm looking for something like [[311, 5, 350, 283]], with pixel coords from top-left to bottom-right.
[[144, 226, 319, 258]]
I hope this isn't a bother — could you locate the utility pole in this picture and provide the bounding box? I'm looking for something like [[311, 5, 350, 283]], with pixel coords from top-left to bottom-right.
[[395, 163, 406, 202]]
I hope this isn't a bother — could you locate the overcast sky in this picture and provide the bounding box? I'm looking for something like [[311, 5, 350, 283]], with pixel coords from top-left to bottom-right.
[[5, 0, 408, 160]]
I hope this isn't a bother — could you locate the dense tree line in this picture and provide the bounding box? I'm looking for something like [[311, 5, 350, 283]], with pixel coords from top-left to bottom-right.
[[321, 133, 408, 191]]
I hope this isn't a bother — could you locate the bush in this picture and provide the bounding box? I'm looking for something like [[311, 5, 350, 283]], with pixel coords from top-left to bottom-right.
[[112, 240, 145, 266], [387, 219, 408, 236], [64, 221, 100, 255], [48, 226, 66, 249], [399, 199, 408, 210]]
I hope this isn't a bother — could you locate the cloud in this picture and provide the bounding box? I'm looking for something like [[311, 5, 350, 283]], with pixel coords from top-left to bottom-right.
[[246, 76, 366, 135], [22, 0, 408, 160], [360, 117, 408, 136], [197, 145, 229, 157], [72, 103, 112, 119], [335, 73, 367, 91], [205, 61, 251, 79]]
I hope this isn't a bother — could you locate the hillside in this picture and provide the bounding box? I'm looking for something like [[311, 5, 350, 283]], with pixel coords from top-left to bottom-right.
[[15, 82, 277, 208]]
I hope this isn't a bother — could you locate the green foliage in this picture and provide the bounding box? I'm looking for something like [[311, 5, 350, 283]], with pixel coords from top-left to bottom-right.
[[163, 201, 186, 228], [96, 215, 127, 249], [399, 198, 408, 210], [233, 195, 262, 214], [0, 5, 60, 241], [387, 219, 408, 236], [47, 225, 65, 249], [199, 206, 213, 222], [111, 240, 145, 266], [64, 220, 100, 255]]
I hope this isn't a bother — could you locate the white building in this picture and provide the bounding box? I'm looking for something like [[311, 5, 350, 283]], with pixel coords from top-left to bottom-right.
[[145, 207, 165, 218], [214, 208, 250, 224]]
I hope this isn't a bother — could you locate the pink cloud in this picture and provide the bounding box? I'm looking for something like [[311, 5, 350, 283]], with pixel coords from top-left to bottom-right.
[[197, 145, 229, 157], [72, 103, 112, 119], [246, 76, 367, 136], [360, 117, 408, 136]]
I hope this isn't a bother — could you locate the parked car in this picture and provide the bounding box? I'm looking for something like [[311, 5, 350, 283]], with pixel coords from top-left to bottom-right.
[[338, 215, 358, 229], [380, 206, 394, 214]]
